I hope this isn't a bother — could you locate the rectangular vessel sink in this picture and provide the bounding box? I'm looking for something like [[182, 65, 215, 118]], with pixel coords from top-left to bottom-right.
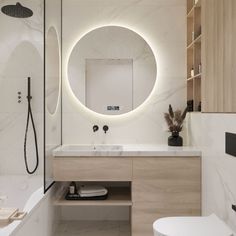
[[53, 144, 124, 156]]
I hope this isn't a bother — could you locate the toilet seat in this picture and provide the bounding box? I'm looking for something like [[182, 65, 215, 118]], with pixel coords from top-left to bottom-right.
[[153, 214, 234, 236]]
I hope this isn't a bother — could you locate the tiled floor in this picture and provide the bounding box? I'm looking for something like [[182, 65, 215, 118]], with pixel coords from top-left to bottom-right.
[[54, 221, 131, 236]]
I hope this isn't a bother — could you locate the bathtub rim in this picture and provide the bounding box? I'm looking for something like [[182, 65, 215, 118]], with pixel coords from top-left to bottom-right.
[[0, 184, 51, 236]]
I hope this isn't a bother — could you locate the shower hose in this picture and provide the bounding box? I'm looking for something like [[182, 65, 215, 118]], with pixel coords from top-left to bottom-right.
[[24, 78, 39, 174]]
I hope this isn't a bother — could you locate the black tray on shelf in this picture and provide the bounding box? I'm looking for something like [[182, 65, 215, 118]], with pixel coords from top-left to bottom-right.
[[65, 191, 108, 200]]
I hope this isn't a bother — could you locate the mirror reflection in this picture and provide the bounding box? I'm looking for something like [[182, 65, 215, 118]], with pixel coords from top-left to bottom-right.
[[68, 26, 157, 115], [46, 26, 60, 115]]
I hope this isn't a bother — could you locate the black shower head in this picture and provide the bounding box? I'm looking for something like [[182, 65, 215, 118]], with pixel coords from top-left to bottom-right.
[[1, 2, 33, 18]]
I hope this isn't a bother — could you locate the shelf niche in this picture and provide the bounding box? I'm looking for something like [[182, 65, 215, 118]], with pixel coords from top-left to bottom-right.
[[186, 0, 202, 112], [54, 183, 132, 207]]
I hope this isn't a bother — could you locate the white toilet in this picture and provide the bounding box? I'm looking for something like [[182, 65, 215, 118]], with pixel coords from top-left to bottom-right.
[[153, 214, 234, 236]]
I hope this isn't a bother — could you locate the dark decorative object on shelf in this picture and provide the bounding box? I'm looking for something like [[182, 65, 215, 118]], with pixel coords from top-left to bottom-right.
[[187, 100, 194, 112], [65, 191, 108, 200], [198, 101, 201, 112], [225, 132, 236, 157], [164, 104, 188, 146], [168, 132, 183, 147]]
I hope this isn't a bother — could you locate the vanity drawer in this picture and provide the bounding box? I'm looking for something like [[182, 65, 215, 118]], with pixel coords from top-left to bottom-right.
[[133, 157, 201, 180], [53, 157, 132, 181]]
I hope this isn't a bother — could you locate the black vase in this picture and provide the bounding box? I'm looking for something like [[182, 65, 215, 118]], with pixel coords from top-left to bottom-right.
[[168, 132, 183, 146]]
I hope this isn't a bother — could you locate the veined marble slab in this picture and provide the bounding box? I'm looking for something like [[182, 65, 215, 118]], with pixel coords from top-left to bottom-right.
[[53, 144, 201, 157]]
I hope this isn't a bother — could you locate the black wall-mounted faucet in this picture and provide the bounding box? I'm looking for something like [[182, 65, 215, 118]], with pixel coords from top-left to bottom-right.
[[103, 125, 109, 134], [93, 125, 99, 132], [232, 205, 236, 213]]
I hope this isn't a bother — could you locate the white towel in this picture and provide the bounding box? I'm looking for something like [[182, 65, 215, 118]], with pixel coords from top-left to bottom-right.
[[78, 185, 108, 197]]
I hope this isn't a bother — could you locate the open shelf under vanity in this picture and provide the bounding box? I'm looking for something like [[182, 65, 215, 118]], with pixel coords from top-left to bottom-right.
[[54, 186, 132, 206], [53, 181, 132, 235]]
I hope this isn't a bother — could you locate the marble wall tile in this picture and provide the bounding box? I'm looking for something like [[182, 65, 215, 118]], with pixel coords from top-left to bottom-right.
[[0, 0, 44, 175], [62, 0, 187, 145], [189, 113, 236, 232]]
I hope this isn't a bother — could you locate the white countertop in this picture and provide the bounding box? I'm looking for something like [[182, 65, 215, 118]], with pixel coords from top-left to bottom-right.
[[53, 144, 201, 157]]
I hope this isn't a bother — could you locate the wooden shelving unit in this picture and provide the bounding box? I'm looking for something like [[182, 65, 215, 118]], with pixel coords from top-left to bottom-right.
[[187, 0, 202, 112], [54, 187, 132, 206]]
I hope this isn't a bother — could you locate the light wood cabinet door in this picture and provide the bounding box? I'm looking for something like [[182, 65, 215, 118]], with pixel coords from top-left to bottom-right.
[[53, 157, 132, 181], [132, 202, 200, 236], [202, 0, 236, 112], [132, 157, 201, 236], [132, 157, 201, 203]]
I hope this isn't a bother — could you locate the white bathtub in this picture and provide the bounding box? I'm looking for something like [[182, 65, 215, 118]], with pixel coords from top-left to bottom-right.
[[0, 175, 44, 236]]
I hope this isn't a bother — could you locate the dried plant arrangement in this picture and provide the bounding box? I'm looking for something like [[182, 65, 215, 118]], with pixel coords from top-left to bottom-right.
[[164, 104, 188, 134]]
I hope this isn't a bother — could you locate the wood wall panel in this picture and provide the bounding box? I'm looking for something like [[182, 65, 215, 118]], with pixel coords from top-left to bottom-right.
[[202, 0, 236, 112]]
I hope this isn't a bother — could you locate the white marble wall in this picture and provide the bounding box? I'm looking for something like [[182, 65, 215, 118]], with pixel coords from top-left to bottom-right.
[[62, 0, 187, 145], [0, 0, 44, 175], [188, 113, 236, 232]]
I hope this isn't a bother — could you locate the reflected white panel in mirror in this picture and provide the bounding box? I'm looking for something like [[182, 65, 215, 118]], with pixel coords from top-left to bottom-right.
[[86, 59, 133, 115], [46, 26, 60, 115], [68, 26, 157, 115]]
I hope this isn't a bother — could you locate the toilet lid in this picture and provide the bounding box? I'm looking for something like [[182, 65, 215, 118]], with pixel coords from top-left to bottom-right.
[[153, 214, 234, 236]]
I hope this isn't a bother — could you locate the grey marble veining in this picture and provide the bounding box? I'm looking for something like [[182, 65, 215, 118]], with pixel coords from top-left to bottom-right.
[[189, 113, 236, 232]]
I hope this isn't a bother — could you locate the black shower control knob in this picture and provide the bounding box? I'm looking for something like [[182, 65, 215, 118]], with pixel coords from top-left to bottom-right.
[[93, 125, 99, 132]]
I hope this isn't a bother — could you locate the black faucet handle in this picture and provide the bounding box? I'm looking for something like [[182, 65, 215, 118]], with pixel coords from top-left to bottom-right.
[[93, 125, 99, 132], [103, 125, 109, 134]]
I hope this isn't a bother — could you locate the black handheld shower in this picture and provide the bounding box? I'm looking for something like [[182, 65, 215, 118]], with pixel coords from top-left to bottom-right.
[[27, 77, 32, 100], [24, 77, 39, 174]]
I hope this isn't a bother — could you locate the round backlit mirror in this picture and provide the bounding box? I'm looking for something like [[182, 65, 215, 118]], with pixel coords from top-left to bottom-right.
[[68, 26, 157, 115], [46, 26, 60, 115]]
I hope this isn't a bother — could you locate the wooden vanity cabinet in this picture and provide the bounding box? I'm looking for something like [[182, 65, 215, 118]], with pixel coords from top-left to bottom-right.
[[53, 157, 132, 181], [53, 156, 201, 236], [132, 157, 201, 236]]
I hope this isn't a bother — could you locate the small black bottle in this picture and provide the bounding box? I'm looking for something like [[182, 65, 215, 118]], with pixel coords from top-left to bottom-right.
[[69, 181, 77, 195], [198, 102, 201, 112]]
